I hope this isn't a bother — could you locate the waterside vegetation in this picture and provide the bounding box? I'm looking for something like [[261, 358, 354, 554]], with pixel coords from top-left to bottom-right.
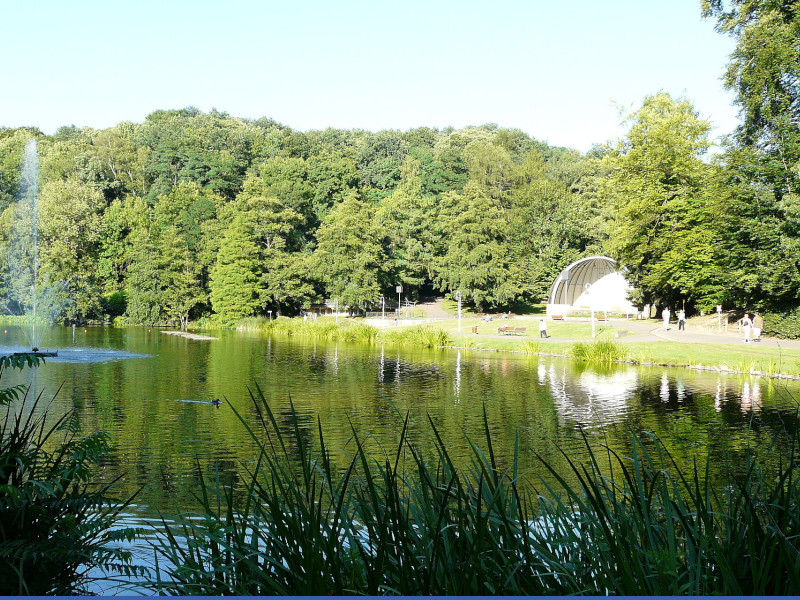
[[149, 386, 800, 596], [0, 354, 143, 595]]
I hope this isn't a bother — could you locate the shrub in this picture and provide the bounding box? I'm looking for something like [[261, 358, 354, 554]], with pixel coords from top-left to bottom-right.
[[570, 339, 627, 363], [377, 325, 451, 348], [0, 353, 144, 594], [762, 305, 800, 339]]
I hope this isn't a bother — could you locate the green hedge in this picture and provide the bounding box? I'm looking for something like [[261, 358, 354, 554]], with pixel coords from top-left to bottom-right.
[[762, 305, 800, 339]]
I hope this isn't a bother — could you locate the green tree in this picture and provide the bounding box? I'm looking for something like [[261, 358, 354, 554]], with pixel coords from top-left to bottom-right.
[[433, 182, 521, 310], [703, 0, 800, 197], [313, 191, 388, 309], [595, 93, 726, 311], [209, 213, 261, 326], [703, 0, 800, 311], [210, 174, 314, 324], [38, 177, 105, 319], [377, 157, 438, 297]]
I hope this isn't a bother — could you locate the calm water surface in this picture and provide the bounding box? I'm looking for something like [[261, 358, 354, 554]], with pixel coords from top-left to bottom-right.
[[3, 324, 800, 592], [3, 324, 798, 513]]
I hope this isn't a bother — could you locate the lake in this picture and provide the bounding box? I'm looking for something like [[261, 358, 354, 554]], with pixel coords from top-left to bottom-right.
[[3, 324, 798, 515], [4, 324, 799, 593]]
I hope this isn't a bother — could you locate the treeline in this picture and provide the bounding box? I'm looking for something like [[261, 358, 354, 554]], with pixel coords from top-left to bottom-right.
[[0, 114, 602, 326], [0, 1, 798, 329]]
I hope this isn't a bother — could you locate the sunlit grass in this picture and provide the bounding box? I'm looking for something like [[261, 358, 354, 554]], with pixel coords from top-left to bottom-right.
[[570, 339, 628, 364]]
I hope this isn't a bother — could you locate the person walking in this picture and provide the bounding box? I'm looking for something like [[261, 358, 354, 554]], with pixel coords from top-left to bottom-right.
[[662, 307, 671, 330], [678, 309, 686, 331], [752, 312, 763, 341], [741, 313, 753, 343], [539, 318, 548, 338]]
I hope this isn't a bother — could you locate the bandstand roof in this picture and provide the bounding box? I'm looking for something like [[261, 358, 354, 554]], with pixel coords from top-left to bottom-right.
[[547, 256, 632, 310]]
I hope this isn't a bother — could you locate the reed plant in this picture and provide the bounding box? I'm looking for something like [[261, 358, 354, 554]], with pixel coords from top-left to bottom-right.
[[0, 353, 144, 594], [519, 339, 541, 354], [258, 317, 379, 344], [151, 385, 800, 596], [570, 339, 627, 364], [376, 325, 451, 348]]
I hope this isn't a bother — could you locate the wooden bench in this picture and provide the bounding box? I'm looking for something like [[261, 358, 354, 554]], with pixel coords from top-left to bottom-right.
[[551, 315, 565, 321], [513, 327, 526, 336], [497, 325, 514, 335]]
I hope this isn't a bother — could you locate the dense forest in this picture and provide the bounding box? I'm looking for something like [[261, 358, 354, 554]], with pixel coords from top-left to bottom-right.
[[0, 0, 798, 329]]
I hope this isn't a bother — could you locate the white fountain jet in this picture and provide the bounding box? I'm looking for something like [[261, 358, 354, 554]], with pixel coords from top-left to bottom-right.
[[2, 138, 65, 355]]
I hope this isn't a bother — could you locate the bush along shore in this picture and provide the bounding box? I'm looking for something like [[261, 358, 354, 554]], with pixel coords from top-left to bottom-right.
[[4, 356, 800, 594], [238, 316, 452, 349]]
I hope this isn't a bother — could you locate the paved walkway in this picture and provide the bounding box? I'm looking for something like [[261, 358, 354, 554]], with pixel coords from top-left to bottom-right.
[[608, 318, 800, 349], [419, 299, 800, 349]]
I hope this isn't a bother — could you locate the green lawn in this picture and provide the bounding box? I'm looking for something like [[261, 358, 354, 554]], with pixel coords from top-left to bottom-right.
[[433, 317, 800, 377], [436, 315, 616, 340]]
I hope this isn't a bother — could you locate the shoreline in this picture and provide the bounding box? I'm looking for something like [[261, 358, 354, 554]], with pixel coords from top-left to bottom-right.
[[443, 343, 800, 381]]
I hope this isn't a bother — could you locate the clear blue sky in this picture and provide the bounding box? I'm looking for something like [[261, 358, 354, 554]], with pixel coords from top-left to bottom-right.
[[1, 0, 738, 152]]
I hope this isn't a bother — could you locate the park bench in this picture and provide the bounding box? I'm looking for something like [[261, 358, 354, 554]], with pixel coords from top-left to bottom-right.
[[551, 314, 564, 320], [513, 327, 526, 335], [497, 325, 514, 335]]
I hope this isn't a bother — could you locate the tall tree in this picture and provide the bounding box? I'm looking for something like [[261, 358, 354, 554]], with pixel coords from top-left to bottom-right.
[[433, 182, 521, 310], [703, 0, 800, 197], [377, 157, 438, 298], [313, 191, 388, 309], [704, 0, 800, 310], [209, 213, 261, 326], [596, 93, 726, 311]]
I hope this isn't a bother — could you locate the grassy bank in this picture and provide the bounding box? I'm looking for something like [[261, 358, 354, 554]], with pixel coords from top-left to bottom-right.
[[231, 315, 800, 377], [150, 386, 800, 596], [237, 316, 453, 349], [449, 335, 800, 378], [437, 317, 800, 377]]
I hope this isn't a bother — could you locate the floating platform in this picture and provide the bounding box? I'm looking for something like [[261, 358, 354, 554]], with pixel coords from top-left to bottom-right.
[[11, 350, 58, 358]]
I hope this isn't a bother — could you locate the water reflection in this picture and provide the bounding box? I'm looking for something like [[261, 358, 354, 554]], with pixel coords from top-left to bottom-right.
[[3, 325, 799, 515], [455, 350, 461, 400], [546, 363, 638, 427]]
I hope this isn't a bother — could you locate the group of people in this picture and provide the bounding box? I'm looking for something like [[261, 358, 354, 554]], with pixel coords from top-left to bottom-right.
[[661, 308, 686, 331], [739, 312, 763, 343], [661, 306, 764, 343]]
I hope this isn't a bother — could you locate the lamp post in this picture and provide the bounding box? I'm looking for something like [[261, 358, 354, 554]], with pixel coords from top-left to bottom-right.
[[717, 305, 722, 330], [268, 310, 272, 322], [396, 285, 403, 317], [456, 290, 462, 332], [335, 298, 339, 323], [380, 296, 385, 323]]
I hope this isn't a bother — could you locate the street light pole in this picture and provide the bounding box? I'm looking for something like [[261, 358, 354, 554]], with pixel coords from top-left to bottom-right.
[[335, 298, 338, 323], [381, 296, 385, 323], [396, 285, 403, 318]]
